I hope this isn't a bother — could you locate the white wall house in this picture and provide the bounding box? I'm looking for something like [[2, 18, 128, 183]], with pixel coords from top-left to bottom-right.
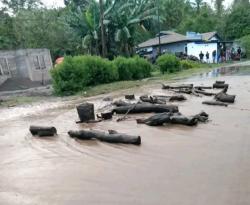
[[137, 31, 224, 63], [187, 42, 217, 63]]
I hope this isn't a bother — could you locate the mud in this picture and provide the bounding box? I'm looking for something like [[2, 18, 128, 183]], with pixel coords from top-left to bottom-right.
[[1, 66, 250, 205]]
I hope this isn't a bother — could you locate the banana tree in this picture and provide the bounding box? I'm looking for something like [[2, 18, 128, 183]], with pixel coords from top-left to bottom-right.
[[110, 0, 158, 56]]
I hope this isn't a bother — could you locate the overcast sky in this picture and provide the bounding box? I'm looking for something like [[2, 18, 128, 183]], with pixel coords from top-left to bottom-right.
[[41, 0, 235, 8]]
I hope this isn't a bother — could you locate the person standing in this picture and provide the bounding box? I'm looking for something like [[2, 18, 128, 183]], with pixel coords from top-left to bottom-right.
[[212, 50, 217, 63], [206, 51, 210, 63], [199, 51, 204, 62], [237, 47, 242, 60]]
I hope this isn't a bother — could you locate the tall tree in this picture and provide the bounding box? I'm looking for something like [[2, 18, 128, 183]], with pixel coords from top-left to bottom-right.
[[214, 0, 225, 16], [2, 0, 42, 14], [99, 0, 107, 57]]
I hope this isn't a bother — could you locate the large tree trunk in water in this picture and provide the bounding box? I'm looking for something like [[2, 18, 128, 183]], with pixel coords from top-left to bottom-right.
[[113, 104, 179, 114], [76, 103, 95, 122], [202, 101, 228, 106], [162, 84, 193, 90], [137, 112, 208, 126], [213, 83, 229, 89], [112, 100, 132, 107], [30, 126, 57, 137], [140, 95, 166, 104], [215, 92, 236, 103], [68, 130, 141, 145]]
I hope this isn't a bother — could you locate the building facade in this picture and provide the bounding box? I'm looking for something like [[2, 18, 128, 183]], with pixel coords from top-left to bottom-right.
[[0, 49, 53, 86], [137, 31, 227, 63]]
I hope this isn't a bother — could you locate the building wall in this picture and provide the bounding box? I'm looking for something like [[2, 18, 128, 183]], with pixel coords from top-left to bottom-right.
[[187, 42, 218, 63], [0, 49, 53, 82], [160, 42, 186, 54], [0, 75, 8, 86]]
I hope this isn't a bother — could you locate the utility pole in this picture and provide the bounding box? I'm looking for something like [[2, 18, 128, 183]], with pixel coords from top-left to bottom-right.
[[157, 0, 161, 55], [99, 0, 107, 57]]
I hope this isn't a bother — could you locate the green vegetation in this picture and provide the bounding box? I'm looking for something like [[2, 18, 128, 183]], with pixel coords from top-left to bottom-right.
[[239, 35, 250, 57], [113, 56, 152, 80], [51, 55, 151, 95], [156, 54, 202, 73], [180, 59, 201, 69], [156, 54, 181, 73], [1, 0, 250, 58]]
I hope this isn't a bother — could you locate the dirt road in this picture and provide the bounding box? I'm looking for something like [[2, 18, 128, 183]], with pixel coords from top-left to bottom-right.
[[1, 66, 250, 205]]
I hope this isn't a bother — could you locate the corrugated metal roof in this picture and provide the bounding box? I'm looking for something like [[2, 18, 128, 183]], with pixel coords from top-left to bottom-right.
[[201, 31, 217, 41], [138, 31, 218, 48], [138, 31, 187, 48]]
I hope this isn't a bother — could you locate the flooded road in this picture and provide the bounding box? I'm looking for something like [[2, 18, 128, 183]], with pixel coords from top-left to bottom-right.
[[1, 66, 250, 205]]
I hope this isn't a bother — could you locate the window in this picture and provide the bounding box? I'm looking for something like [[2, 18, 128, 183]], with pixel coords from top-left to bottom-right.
[[0, 58, 10, 75], [39, 56, 46, 69], [33, 55, 46, 70], [33, 56, 40, 69]]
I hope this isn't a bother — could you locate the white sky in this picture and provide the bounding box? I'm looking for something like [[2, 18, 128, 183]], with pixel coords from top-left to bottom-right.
[[41, 0, 235, 8]]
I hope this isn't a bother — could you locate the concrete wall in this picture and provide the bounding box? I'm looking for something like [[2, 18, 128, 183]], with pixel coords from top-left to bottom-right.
[[187, 42, 218, 63], [0, 75, 8, 86], [0, 49, 53, 82], [160, 42, 186, 54]]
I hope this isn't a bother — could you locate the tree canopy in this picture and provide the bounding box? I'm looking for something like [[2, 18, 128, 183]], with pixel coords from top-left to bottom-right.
[[0, 0, 250, 59]]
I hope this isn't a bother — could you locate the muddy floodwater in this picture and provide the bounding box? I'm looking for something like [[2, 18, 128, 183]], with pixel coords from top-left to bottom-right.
[[1, 66, 250, 205]]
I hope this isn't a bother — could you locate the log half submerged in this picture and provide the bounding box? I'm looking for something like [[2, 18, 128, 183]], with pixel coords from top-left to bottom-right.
[[68, 130, 141, 145], [202, 101, 228, 107], [30, 126, 57, 137], [137, 112, 208, 126], [113, 104, 179, 114]]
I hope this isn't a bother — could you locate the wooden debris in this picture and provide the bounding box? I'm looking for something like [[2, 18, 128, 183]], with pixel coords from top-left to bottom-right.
[[76, 103, 95, 123], [68, 130, 141, 145], [202, 101, 228, 107], [113, 104, 179, 114], [30, 126, 57, 137]]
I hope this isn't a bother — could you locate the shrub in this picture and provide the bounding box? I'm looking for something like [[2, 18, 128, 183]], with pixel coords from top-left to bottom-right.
[[50, 55, 118, 95], [240, 35, 250, 57], [180, 59, 200, 69], [113, 57, 134, 80], [156, 54, 181, 73], [113, 56, 152, 80]]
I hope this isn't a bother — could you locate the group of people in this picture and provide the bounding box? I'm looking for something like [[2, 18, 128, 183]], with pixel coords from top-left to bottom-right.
[[199, 47, 242, 64], [199, 51, 216, 63]]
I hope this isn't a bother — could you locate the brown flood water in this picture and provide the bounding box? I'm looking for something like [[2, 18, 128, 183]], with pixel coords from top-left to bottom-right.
[[1, 66, 250, 205]]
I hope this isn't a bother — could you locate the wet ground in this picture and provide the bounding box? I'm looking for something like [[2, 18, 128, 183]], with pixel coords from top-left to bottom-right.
[[1, 65, 250, 205]]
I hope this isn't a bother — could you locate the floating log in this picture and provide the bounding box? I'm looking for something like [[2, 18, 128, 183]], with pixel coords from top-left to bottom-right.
[[174, 88, 192, 94], [153, 95, 187, 101], [215, 92, 236, 103], [192, 111, 209, 122], [140, 95, 166, 104], [125, 94, 135, 100], [76, 103, 95, 122], [113, 100, 132, 107], [213, 83, 229, 89], [195, 89, 216, 96], [170, 114, 198, 126], [68, 130, 141, 145], [97, 111, 113, 120], [136, 112, 208, 126], [169, 95, 187, 101], [216, 81, 225, 84], [202, 101, 228, 107], [30, 126, 57, 136], [194, 86, 213, 90], [137, 112, 172, 126], [113, 104, 179, 114], [162, 84, 193, 90]]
